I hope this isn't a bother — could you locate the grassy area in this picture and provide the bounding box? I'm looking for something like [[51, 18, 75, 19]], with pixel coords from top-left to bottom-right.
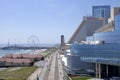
[[0, 66, 37, 80], [49, 48, 57, 52], [72, 76, 92, 80]]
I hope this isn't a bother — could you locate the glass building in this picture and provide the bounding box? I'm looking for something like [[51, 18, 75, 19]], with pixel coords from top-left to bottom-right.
[[115, 14, 120, 31], [71, 14, 120, 66], [92, 5, 110, 23], [86, 14, 120, 44], [71, 43, 120, 66]]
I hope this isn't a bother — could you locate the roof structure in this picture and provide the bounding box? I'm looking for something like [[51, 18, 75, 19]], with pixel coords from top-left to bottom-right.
[[0, 58, 32, 63], [3, 54, 42, 59], [68, 17, 104, 43]]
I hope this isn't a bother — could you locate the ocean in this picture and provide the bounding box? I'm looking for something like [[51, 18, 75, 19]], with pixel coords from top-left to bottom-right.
[[0, 44, 55, 47], [0, 50, 31, 57], [0, 44, 56, 57]]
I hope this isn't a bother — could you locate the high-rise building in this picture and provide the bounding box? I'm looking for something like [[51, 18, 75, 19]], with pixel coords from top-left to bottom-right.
[[66, 17, 104, 74], [63, 6, 120, 77], [70, 14, 120, 78], [95, 7, 120, 33], [61, 35, 65, 46], [92, 5, 110, 23]]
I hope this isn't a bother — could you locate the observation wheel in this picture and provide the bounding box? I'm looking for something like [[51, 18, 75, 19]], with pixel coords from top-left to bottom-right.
[[28, 35, 39, 47]]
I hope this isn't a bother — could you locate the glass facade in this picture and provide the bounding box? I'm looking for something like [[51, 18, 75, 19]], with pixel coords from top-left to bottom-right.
[[115, 14, 120, 31], [92, 6, 110, 23], [70, 14, 120, 66], [71, 43, 120, 66], [86, 15, 120, 43], [71, 43, 120, 58], [93, 31, 120, 43]]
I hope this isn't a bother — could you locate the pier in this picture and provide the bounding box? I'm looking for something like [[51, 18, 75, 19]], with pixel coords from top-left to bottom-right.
[[0, 45, 54, 50]]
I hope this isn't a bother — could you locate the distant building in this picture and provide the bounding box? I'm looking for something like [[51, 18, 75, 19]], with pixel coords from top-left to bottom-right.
[[68, 17, 104, 43], [61, 35, 65, 47], [92, 5, 110, 23], [95, 7, 120, 33], [0, 54, 44, 67], [0, 58, 32, 67]]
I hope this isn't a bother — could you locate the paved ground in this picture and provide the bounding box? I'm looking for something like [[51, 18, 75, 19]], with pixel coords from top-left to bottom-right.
[[28, 50, 65, 80], [41, 53, 54, 80], [48, 52, 56, 80], [34, 61, 46, 67], [58, 53, 64, 80], [39, 50, 64, 80], [27, 67, 42, 80], [54, 53, 59, 80]]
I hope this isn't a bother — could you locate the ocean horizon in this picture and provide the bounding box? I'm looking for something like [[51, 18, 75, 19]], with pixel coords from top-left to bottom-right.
[[0, 43, 58, 47]]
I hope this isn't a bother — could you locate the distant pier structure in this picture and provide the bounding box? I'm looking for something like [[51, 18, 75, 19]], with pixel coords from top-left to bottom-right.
[[0, 45, 53, 50]]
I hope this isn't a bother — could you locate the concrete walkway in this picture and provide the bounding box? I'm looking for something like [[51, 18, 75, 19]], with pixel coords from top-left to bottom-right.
[[38, 51, 65, 80], [48, 53, 56, 80], [39, 53, 53, 80], [58, 53, 64, 80], [27, 68, 42, 80], [28, 50, 65, 80]]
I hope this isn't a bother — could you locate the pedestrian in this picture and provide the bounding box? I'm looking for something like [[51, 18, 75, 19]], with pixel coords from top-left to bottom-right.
[[36, 75, 39, 80]]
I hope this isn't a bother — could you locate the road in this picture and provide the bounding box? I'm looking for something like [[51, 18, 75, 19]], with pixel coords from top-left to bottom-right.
[[39, 50, 64, 80]]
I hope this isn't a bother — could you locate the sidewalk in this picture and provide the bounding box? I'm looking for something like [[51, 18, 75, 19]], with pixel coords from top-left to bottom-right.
[[58, 53, 64, 80], [27, 68, 42, 80]]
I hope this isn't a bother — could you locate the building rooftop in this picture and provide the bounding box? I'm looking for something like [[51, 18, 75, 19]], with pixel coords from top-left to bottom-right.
[[0, 58, 32, 63], [2, 54, 43, 59], [68, 17, 104, 43]]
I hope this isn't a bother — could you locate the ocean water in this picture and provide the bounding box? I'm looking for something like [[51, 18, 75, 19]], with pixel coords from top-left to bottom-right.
[[0, 50, 18, 57], [0, 44, 55, 47], [0, 50, 29, 57], [0, 44, 55, 57]]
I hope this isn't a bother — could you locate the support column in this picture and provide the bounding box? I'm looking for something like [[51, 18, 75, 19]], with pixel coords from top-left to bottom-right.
[[106, 65, 108, 77], [96, 63, 99, 78], [98, 63, 101, 79], [118, 66, 120, 76], [96, 63, 101, 78]]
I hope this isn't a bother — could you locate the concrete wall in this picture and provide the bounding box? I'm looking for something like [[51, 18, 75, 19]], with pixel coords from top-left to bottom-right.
[[108, 7, 120, 23], [2, 62, 31, 67]]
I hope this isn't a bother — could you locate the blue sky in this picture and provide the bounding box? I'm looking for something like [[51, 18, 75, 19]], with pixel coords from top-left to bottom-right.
[[0, 0, 120, 44]]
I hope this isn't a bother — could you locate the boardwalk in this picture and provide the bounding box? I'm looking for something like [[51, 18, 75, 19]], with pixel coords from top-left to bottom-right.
[[39, 51, 64, 80], [27, 50, 65, 80]]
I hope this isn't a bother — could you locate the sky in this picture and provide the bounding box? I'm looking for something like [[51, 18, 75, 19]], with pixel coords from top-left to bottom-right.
[[0, 0, 120, 44]]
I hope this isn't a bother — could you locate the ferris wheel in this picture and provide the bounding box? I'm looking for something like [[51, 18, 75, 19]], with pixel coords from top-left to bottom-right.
[[27, 35, 39, 46]]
